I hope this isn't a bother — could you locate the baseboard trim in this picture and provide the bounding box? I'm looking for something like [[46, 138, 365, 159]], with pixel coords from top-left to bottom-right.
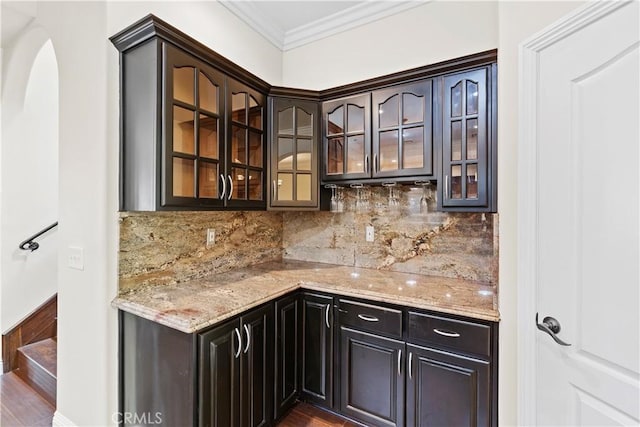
[[52, 411, 77, 426]]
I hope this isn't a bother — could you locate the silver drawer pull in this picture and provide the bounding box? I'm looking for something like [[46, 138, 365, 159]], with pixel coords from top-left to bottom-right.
[[233, 327, 242, 358], [325, 304, 331, 329], [243, 324, 250, 353], [358, 314, 379, 322], [433, 328, 460, 338]]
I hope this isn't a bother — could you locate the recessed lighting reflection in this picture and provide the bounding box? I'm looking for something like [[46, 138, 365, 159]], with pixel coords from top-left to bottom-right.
[[397, 286, 403, 291], [445, 293, 452, 298], [350, 272, 360, 279], [478, 290, 493, 296], [406, 280, 417, 286]]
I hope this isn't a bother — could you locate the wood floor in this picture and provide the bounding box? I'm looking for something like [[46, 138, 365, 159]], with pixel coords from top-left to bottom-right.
[[0, 372, 54, 427], [277, 402, 360, 427]]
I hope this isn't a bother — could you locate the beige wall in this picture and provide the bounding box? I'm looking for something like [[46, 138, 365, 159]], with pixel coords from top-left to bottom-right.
[[282, 1, 499, 90], [496, 2, 584, 425]]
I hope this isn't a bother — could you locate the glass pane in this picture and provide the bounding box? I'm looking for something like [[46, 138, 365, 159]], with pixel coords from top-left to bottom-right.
[[451, 121, 462, 161], [379, 130, 398, 171], [278, 138, 294, 170], [173, 106, 195, 154], [248, 96, 262, 129], [199, 114, 218, 159], [347, 104, 364, 133], [173, 67, 194, 105], [451, 165, 462, 199], [198, 72, 217, 113], [451, 81, 462, 117], [199, 162, 218, 198], [277, 173, 293, 201], [327, 137, 344, 174], [231, 125, 246, 164], [232, 167, 247, 199], [248, 131, 262, 167], [328, 106, 344, 135], [278, 107, 294, 135], [297, 174, 312, 201], [347, 135, 365, 173], [402, 127, 424, 169], [467, 81, 478, 115], [467, 164, 478, 199], [297, 108, 313, 136], [402, 93, 423, 124], [172, 157, 194, 197], [297, 139, 312, 171], [248, 170, 262, 200], [467, 119, 478, 160], [379, 95, 399, 128], [232, 93, 246, 124]]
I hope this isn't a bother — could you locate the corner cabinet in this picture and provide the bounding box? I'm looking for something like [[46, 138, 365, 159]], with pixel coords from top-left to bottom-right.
[[437, 65, 497, 212], [268, 97, 321, 210], [111, 15, 268, 211]]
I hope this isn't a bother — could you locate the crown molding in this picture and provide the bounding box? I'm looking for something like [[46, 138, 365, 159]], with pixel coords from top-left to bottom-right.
[[221, 1, 428, 52]]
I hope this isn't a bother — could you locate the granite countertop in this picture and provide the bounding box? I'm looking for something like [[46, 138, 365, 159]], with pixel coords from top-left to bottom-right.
[[112, 260, 499, 333]]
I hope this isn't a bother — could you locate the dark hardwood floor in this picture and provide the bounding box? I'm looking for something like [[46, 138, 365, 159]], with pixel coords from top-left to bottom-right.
[[277, 402, 360, 427], [0, 372, 54, 427]]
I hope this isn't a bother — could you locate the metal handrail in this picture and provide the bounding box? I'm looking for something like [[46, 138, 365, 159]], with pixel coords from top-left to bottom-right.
[[19, 222, 58, 251]]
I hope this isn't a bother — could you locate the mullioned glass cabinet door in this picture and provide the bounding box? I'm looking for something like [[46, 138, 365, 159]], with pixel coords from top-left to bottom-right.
[[371, 80, 433, 179], [322, 94, 371, 181], [441, 67, 490, 208], [163, 44, 225, 207], [269, 98, 319, 209]]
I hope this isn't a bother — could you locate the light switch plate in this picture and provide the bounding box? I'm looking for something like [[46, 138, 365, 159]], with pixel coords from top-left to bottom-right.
[[68, 246, 84, 270], [365, 225, 375, 242], [206, 229, 216, 248]]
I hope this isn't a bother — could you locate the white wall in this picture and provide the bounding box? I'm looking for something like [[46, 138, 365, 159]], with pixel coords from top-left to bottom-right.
[[496, 2, 584, 425], [1, 31, 59, 334], [282, 1, 498, 90]]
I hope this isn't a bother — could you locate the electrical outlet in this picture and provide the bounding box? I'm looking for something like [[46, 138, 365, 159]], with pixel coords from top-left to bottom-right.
[[365, 225, 374, 242], [68, 246, 84, 270], [206, 229, 216, 248]]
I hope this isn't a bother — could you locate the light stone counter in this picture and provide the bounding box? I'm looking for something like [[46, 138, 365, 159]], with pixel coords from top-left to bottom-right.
[[112, 260, 499, 333]]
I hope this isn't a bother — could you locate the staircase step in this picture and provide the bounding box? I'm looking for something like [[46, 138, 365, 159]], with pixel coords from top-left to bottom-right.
[[0, 371, 54, 426], [15, 338, 56, 406]]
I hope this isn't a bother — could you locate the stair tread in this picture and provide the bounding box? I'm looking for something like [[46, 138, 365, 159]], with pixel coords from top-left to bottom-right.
[[0, 372, 54, 426], [17, 338, 57, 378]]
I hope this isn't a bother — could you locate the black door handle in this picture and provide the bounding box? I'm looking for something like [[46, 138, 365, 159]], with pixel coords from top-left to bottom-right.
[[536, 313, 571, 346]]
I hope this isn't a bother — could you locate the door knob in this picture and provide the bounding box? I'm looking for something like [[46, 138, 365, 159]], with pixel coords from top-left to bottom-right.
[[536, 313, 571, 346]]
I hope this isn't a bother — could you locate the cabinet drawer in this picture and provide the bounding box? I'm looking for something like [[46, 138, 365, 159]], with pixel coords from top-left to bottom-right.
[[408, 311, 491, 358], [338, 299, 402, 339]]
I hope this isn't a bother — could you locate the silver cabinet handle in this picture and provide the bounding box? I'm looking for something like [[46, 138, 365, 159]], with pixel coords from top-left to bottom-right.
[[220, 174, 226, 200], [233, 327, 242, 358], [445, 175, 449, 199], [374, 153, 378, 174], [433, 328, 460, 338], [272, 180, 277, 201], [325, 304, 331, 329], [243, 324, 251, 353], [536, 313, 571, 346], [397, 349, 402, 376], [227, 175, 233, 200], [365, 155, 369, 173], [357, 314, 379, 322], [408, 352, 413, 380]]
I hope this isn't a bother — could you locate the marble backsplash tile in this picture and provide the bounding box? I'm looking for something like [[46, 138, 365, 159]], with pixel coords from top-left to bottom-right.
[[119, 211, 283, 292], [283, 186, 498, 285]]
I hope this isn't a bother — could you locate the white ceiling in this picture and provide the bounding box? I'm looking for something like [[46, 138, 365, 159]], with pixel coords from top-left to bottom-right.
[[1, 2, 36, 48], [220, 0, 426, 51]]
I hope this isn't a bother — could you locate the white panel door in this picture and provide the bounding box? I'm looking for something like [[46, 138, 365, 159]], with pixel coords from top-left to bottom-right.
[[532, 2, 639, 425]]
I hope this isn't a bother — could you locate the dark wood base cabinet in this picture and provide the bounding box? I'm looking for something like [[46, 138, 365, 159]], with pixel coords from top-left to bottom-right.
[[119, 291, 497, 427]]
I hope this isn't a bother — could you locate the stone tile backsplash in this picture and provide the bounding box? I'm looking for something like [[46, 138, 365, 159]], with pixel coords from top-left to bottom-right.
[[119, 187, 498, 292]]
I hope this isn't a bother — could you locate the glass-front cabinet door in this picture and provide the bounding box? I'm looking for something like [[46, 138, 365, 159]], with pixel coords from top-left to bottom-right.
[[226, 78, 266, 208], [163, 45, 225, 207], [322, 94, 371, 181], [372, 81, 433, 178], [269, 98, 319, 209], [441, 68, 489, 209]]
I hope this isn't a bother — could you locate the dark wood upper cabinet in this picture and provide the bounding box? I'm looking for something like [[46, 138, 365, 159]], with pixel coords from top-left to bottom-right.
[[111, 15, 268, 211], [372, 80, 434, 179], [268, 97, 321, 210], [322, 94, 372, 182], [438, 65, 497, 212]]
